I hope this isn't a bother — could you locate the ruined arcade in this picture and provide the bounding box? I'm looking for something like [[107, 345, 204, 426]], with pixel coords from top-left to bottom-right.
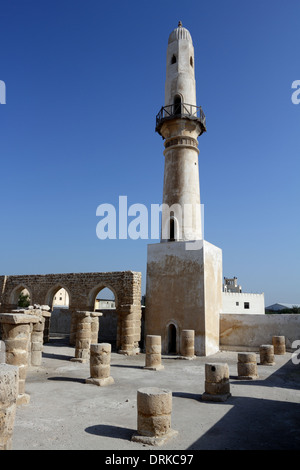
[[0, 271, 142, 355]]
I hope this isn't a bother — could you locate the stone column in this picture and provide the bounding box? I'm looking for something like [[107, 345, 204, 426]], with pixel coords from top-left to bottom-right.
[[117, 307, 140, 356], [14, 307, 46, 365], [13, 306, 47, 362], [0, 313, 40, 405], [90, 312, 102, 344], [237, 353, 258, 380], [31, 316, 45, 367], [0, 364, 19, 450], [70, 312, 92, 363], [202, 363, 231, 402], [259, 345, 275, 365], [131, 387, 178, 446], [69, 311, 78, 346], [40, 307, 51, 343], [180, 330, 195, 360], [144, 335, 164, 371], [272, 336, 286, 355], [86, 343, 114, 386]]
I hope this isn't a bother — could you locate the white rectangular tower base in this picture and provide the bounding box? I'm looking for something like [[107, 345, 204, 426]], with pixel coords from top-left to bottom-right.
[[145, 240, 222, 356]]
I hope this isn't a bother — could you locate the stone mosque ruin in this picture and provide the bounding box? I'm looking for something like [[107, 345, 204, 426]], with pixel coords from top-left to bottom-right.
[[0, 22, 300, 450]]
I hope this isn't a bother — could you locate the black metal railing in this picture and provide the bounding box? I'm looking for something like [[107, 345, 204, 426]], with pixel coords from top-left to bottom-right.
[[155, 103, 206, 133]]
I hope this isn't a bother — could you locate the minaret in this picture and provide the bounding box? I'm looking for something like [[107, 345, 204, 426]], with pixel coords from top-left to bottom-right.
[[156, 21, 206, 242], [145, 23, 222, 357]]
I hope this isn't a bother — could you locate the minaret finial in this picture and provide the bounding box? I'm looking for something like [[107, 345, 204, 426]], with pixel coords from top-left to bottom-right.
[[178, 21, 182, 27]]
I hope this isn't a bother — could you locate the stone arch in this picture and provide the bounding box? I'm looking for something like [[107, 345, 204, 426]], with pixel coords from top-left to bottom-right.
[[87, 283, 119, 310], [9, 284, 32, 307], [44, 284, 71, 310], [87, 283, 120, 351]]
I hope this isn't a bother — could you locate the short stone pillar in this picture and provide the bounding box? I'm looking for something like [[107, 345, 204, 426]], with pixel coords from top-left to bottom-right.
[[144, 335, 164, 371], [237, 353, 259, 380], [259, 345, 275, 366], [272, 336, 286, 355], [71, 312, 92, 363], [86, 343, 114, 386], [0, 364, 19, 450], [131, 387, 178, 446], [0, 313, 40, 405], [202, 363, 231, 402], [180, 330, 195, 360]]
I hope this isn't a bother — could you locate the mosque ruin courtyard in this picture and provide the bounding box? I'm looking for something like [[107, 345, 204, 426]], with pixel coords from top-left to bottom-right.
[[1, 19, 300, 453], [10, 336, 300, 451]]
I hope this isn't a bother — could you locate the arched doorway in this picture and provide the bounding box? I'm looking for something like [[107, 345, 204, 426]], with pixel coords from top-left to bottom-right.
[[93, 286, 117, 351], [167, 323, 177, 354]]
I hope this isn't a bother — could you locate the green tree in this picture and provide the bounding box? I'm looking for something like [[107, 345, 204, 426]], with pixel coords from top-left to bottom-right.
[[18, 292, 30, 308]]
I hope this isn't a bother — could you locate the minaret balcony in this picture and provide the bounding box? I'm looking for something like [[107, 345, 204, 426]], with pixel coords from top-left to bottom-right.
[[155, 103, 207, 137]]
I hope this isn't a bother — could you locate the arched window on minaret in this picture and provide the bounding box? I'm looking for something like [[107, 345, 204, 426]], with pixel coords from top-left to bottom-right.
[[171, 54, 176, 64], [174, 95, 182, 116]]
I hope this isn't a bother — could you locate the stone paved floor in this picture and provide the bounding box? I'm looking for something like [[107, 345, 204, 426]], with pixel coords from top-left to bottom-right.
[[11, 336, 300, 451]]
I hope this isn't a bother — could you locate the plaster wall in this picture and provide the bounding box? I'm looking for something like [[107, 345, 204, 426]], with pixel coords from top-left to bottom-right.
[[220, 313, 300, 351], [222, 292, 265, 314], [145, 239, 222, 356]]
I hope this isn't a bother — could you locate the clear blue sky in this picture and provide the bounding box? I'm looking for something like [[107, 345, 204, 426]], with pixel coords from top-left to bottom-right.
[[0, 0, 299, 306]]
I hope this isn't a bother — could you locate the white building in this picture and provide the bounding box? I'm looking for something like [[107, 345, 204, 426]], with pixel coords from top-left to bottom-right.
[[53, 288, 69, 307], [95, 298, 115, 310], [223, 277, 242, 293], [222, 277, 265, 314]]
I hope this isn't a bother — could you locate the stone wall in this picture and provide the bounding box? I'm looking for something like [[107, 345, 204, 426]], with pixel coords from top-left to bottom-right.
[[220, 313, 300, 351], [0, 271, 142, 354]]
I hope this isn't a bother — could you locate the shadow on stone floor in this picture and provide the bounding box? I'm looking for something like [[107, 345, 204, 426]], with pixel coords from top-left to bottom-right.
[[42, 351, 74, 361], [186, 394, 300, 450], [172, 391, 200, 401], [85, 424, 135, 441], [110, 364, 143, 370], [47, 376, 86, 384]]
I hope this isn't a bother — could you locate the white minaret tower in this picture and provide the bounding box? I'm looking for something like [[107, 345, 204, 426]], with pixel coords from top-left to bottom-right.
[[145, 23, 222, 357], [156, 21, 206, 242]]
